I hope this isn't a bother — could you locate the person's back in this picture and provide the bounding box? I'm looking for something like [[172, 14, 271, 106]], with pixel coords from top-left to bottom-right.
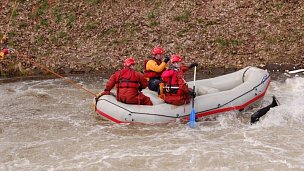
[[97, 57, 153, 105], [115, 67, 150, 105]]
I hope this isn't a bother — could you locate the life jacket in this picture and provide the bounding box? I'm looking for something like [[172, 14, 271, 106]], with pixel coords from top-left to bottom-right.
[[144, 59, 163, 79], [0, 51, 5, 60], [0, 48, 9, 60], [116, 68, 139, 89], [161, 69, 185, 96]]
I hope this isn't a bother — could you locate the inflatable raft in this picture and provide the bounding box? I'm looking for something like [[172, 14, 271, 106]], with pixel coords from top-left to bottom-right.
[[95, 66, 271, 124]]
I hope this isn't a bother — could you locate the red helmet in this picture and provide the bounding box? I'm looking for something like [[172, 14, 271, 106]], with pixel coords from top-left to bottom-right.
[[2, 48, 9, 55], [170, 55, 182, 63], [123, 57, 136, 67], [152, 47, 164, 55]]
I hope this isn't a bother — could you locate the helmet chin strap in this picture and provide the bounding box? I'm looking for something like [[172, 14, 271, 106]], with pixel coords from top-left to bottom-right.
[[153, 55, 162, 61], [155, 58, 162, 62], [171, 63, 180, 70]]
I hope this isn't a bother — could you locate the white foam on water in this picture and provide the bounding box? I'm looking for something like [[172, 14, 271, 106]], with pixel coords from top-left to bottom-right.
[[1, 75, 304, 170], [257, 77, 304, 127]]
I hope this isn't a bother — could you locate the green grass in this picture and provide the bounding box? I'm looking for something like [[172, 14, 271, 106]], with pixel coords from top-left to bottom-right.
[[124, 22, 141, 35], [99, 28, 116, 37], [87, 0, 102, 4], [35, 24, 41, 30], [273, 1, 284, 9], [230, 39, 241, 46], [53, 8, 62, 23], [67, 14, 75, 28], [135, 63, 143, 72], [86, 22, 98, 30], [85, 11, 93, 17], [34, 0, 49, 18], [215, 38, 241, 48], [147, 11, 160, 26], [40, 19, 48, 27], [215, 38, 229, 47], [7, 31, 16, 37], [19, 22, 28, 28], [265, 36, 278, 44], [35, 8, 44, 17], [288, 34, 297, 43], [205, 20, 221, 26], [197, 18, 205, 24], [301, 32, 304, 40], [175, 45, 182, 51], [153, 0, 162, 9], [50, 35, 59, 45], [112, 40, 120, 45], [173, 10, 191, 22], [20, 69, 30, 76], [266, 14, 275, 23], [50, 31, 70, 46], [12, 9, 18, 18], [177, 28, 189, 37], [58, 31, 67, 38], [148, 12, 156, 19], [124, 22, 136, 29], [36, 35, 45, 45], [149, 21, 160, 26]]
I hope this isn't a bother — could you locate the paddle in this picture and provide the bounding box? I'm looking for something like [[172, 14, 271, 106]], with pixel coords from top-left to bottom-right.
[[287, 69, 304, 74], [251, 96, 279, 124], [189, 66, 196, 128]]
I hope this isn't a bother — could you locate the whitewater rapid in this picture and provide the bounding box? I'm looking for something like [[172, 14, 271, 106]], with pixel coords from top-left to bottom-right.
[[0, 73, 303, 170]]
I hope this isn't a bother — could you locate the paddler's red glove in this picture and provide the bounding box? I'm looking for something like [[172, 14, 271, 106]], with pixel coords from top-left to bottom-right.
[[96, 90, 111, 99]]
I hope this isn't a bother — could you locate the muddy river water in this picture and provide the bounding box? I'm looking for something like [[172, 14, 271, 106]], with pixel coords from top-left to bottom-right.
[[0, 72, 303, 170]]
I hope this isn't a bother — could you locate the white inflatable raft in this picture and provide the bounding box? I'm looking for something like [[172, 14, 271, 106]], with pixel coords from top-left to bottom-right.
[[95, 66, 271, 124]]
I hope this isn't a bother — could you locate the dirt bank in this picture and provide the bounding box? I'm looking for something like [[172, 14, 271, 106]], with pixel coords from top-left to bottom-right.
[[1, 0, 304, 77]]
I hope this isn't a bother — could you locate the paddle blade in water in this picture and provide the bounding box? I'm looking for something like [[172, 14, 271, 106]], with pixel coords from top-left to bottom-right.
[[189, 108, 196, 128]]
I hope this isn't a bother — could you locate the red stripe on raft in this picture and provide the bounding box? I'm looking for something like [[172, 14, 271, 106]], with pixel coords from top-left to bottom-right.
[[195, 87, 267, 118], [96, 108, 176, 125], [96, 109, 123, 124], [96, 108, 178, 125]]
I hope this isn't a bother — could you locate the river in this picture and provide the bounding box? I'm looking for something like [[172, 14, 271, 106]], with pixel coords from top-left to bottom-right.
[[0, 72, 303, 171]]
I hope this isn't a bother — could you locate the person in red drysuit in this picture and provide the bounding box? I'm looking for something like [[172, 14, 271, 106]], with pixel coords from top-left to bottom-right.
[[161, 55, 197, 106], [97, 57, 153, 105]]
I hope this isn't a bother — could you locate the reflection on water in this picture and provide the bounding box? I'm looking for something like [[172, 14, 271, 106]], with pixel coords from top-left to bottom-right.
[[0, 73, 304, 170]]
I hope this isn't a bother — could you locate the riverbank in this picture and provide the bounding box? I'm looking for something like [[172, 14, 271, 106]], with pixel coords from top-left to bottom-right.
[[1, 1, 304, 77]]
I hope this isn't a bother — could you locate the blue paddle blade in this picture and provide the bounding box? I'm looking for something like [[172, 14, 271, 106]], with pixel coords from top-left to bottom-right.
[[189, 108, 196, 128]]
